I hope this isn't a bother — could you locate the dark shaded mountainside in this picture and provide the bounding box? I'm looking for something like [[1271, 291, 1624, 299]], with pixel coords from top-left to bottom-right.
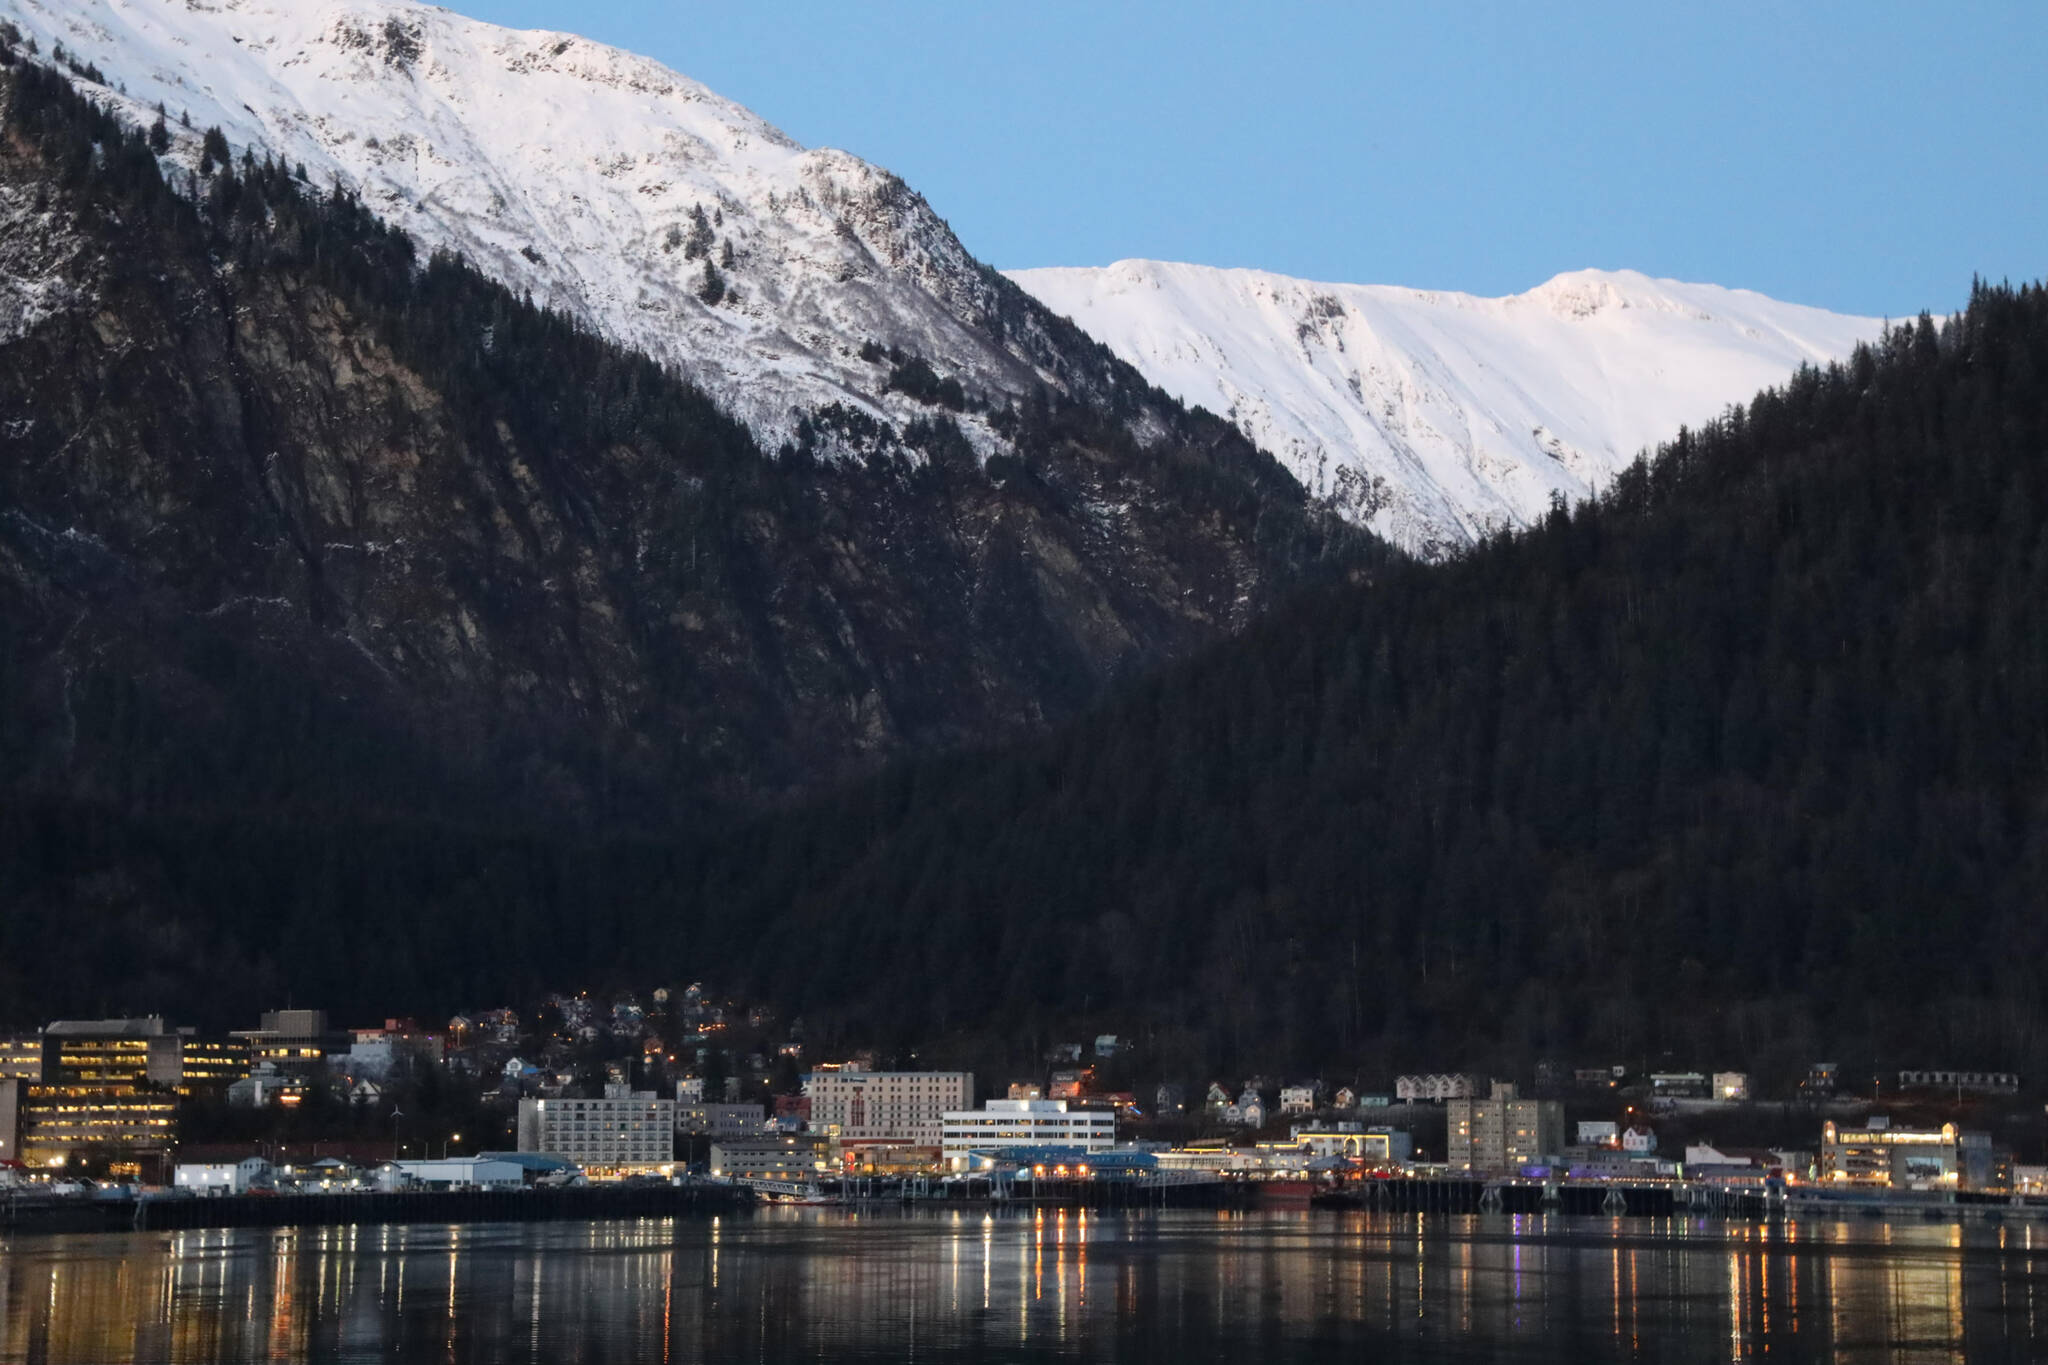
[[709, 280, 2048, 1088], [0, 51, 1359, 835], [8, 48, 2048, 1091]]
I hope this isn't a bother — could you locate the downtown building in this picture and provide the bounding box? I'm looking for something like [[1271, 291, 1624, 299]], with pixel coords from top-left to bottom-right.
[[804, 1066, 974, 1148], [0, 1018, 246, 1168], [940, 1099, 1116, 1170], [517, 1085, 676, 1171], [1446, 1082, 1564, 1175]]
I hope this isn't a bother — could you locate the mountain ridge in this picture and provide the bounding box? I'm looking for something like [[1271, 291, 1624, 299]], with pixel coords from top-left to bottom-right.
[[0, 0, 1109, 452], [6, 0, 1887, 562], [1011, 259, 1885, 555]]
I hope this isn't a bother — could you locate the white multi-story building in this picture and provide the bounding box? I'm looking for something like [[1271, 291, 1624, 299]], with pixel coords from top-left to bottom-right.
[[941, 1099, 1115, 1169], [517, 1085, 675, 1170], [806, 1068, 973, 1146]]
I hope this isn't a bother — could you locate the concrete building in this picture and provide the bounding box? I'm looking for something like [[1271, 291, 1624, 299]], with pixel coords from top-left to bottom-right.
[[0, 1034, 52, 1082], [1446, 1082, 1563, 1175], [0, 1076, 178, 1166], [675, 1101, 769, 1140], [1821, 1121, 1963, 1190], [709, 1134, 831, 1180], [231, 1010, 347, 1073], [517, 1086, 675, 1170], [941, 1099, 1116, 1170], [32, 1018, 248, 1096], [803, 1068, 972, 1146]]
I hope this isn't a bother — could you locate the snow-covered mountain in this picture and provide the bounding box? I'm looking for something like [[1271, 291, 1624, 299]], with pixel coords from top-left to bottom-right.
[[1010, 261, 1886, 556], [6, 0, 1888, 560], [0, 0, 1064, 449]]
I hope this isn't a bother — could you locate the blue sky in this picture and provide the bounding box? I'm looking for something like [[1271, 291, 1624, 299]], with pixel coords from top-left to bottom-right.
[[466, 1, 2043, 318]]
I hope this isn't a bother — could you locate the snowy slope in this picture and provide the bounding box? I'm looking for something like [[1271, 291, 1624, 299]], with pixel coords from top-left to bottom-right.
[[1010, 261, 1886, 555], [3, 0, 1888, 559], [0, 0, 1050, 448]]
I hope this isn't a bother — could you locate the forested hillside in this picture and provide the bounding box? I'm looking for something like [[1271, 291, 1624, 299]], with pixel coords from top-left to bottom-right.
[[8, 42, 2045, 1090], [0, 49, 1356, 1025], [694, 279, 2048, 1086]]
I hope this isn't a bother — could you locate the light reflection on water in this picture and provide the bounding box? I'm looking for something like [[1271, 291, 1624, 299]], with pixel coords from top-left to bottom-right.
[[4, 1208, 2047, 1363]]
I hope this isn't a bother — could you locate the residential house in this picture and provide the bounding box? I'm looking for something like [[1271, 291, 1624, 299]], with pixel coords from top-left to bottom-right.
[[1395, 1074, 1480, 1103]]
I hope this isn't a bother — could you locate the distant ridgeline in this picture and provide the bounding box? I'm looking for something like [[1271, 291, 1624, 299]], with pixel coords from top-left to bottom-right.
[[6, 46, 2048, 1086]]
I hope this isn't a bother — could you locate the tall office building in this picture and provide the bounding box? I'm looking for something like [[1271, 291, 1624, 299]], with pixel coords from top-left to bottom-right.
[[1446, 1082, 1563, 1174]]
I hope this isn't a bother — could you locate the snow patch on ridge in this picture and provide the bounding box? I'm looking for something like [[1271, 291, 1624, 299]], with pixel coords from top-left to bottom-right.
[[1009, 261, 1887, 556]]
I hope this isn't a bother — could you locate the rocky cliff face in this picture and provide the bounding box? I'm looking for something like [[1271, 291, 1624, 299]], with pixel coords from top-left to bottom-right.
[[0, 56, 1358, 827]]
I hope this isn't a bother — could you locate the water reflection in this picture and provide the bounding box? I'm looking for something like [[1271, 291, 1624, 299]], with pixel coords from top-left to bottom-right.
[[4, 1209, 2048, 1363]]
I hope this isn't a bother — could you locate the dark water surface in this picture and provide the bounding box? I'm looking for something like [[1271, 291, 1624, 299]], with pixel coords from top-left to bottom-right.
[[6, 1208, 2048, 1362]]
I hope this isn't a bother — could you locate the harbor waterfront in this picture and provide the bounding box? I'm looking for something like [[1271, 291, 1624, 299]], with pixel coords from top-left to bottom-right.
[[8, 1207, 2048, 1363]]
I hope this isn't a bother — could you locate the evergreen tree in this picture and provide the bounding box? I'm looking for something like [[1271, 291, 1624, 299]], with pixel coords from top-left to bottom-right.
[[683, 204, 713, 260]]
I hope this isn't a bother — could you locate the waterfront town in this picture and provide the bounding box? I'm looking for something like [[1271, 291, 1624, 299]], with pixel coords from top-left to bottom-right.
[[3, 983, 2044, 1223]]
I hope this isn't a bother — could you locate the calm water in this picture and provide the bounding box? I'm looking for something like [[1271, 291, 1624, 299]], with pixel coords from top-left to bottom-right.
[[6, 1208, 2048, 1363]]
